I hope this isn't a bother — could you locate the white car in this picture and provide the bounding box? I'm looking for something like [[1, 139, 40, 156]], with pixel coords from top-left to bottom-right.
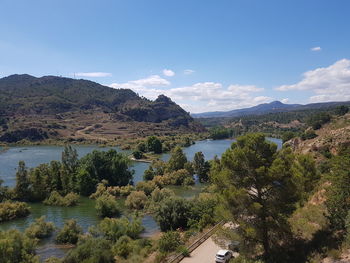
[[215, 249, 233, 263]]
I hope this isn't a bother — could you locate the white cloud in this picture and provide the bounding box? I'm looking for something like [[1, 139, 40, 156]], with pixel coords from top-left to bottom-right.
[[311, 46, 322, 52], [184, 69, 195, 75], [276, 59, 350, 103], [74, 72, 112, 77], [162, 69, 175, 77], [281, 98, 290, 104], [109, 76, 272, 113]]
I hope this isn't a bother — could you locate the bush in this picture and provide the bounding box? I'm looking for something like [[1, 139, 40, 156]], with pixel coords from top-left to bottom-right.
[[43, 191, 79, 206], [301, 130, 318, 140], [63, 237, 114, 263], [125, 191, 148, 210], [132, 150, 143, 159], [0, 229, 39, 263], [25, 216, 55, 239], [98, 217, 144, 241], [156, 196, 193, 231], [0, 201, 30, 222], [56, 219, 82, 244], [136, 181, 156, 195], [112, 235, 133, 258], [158, 231, 182, 253], [95, 194, 121, 218]]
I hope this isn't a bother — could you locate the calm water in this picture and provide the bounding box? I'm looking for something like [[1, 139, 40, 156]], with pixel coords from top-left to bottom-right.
[[0, 138, 281, 260]]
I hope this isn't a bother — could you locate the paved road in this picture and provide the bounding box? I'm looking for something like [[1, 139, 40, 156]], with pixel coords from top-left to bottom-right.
[[180, 236, 224, 263]]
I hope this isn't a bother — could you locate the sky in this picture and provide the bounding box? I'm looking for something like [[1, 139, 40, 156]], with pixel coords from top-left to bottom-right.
[[1, 0, 350, 113]]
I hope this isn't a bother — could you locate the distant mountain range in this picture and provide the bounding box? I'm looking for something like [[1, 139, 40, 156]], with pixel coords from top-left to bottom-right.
[[191, 100, 350, 118], [0, 74, 203, 143]]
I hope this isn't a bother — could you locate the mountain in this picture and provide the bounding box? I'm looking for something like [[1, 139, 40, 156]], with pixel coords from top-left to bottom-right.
[[0, 74, 204, 143], [192, 100, 350, 118]]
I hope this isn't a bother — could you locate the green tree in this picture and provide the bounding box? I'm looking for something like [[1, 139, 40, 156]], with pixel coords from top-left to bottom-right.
[[95, 194, 121, 218], [193, 152, 210, 182], [63, 237, 114, 263], [29, 164, 50, 201], [125, 191, 148, 210], [0, 229, 39, 263], [158, 231, 182, 253], [167, 146, 187, 172], [212, 133, 301, 259], [146, 136, 162, 154], [79, 150, 133, 194], [326, 153, 350, 230], [14, 161, 31, 201], [112, 235, 133, 258], [156, 196, 193, 231], [25, 216, 55, 239], [56, 219, 82, 244]]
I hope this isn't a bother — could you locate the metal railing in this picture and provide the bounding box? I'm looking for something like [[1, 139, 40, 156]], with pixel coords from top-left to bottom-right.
[[167, 220, 224, 263]]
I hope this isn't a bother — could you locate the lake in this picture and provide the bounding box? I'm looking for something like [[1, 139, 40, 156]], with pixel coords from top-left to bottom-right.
[[0, 137, 282, 260]]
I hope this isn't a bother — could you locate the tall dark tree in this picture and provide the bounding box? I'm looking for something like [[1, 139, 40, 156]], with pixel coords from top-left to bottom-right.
[[167, 146, 187, 172], [193, 151, 210, 182], [212, 133, 302, 260], [14, 161, 31, 201], [146, 136, 162, 154]]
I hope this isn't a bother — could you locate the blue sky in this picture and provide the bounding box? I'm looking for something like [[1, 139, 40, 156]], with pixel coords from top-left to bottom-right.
[[1, 0, 350, 113]]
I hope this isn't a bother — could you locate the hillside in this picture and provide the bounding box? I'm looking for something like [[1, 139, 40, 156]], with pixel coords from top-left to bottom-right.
[[288, 113, 350, 159], [192, 100, 350, 118], [0, 74, 204, 143]]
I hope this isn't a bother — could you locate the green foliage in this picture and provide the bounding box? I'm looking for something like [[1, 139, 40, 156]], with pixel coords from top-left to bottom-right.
[[0, 201, 30, 222], [43, 191, 79, 207], [0, 229, 39, 263], [136, 181, 156, 195], [25, 216, 55, 239], [156, 196, 193, 231], [14, 161, 31, 201], [326, 152, 350, 230], [125, 191, 148, 210], [0, 179, 11, 202], [188, 193, 217, 230], [158, 231, 182, 253], [63, 237, 114, 263], [209, 126, 233, 139], [95, 194, 121, 218], [307, 112, 331, 130], [78, 149, 133, 195], [146, 136, 163, 154], [301, 130, 318, 140], [282, 131, 297, 143], [132, 150, 143, 159], [212, 133, 304, 259], [170, 169, 194, 186], [112, 235, 133, 258], [56, 219, 82, 244], [193, 151, 210, 182], [167, 146, 187, 172], [148, 187, 175, 212], [97, 217, 144, 241], [334, 105, 349, 116]]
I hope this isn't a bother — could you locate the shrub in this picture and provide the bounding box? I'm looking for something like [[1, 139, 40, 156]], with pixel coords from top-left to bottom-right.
[[136, 181, 156, 195], [95, 194, 121, 218], [125, 191, 148, 210], [0, 201, 30, 222], [156, 196, 193, 231], [112, 235, 133, 258], [158, 231, 182, 253], [0, 229, 39, 263], [43, 191, 79, 206], [132, 150, 143, 159], [98, 217, 144, 241], [301, 130, 318, 140], [56, 219, 82, 244], [63, 237, 114, 263], [25, 216, 55, 239]]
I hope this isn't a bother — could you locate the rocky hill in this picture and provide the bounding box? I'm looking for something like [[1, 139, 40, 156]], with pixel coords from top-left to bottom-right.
[[288, 113, 350, 159], [0, 74, 204, 143]]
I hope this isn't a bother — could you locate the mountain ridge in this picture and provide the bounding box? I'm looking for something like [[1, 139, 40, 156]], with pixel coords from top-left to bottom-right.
[[0, 74, 204, 143], [192, 100, 350, 118]]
